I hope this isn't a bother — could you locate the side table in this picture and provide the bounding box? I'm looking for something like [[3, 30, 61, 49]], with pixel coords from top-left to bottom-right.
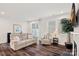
[[53, 37, 58, 45], [65, 42, 73, 49]]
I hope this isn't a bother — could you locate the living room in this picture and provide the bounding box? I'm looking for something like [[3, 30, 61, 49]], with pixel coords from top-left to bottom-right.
[[0, 3, 79, 56]]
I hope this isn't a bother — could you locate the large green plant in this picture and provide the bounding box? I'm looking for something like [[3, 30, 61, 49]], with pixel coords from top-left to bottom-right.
[[61, 18, 74, 43], [61, 18, 74, 33]]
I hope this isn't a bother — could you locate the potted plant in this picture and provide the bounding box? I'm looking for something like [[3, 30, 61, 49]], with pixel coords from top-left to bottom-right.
[[61, 18, 74, 49]]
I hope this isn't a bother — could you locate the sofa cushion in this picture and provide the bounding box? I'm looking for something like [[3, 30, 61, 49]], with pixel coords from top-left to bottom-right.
[[13, 36, 20, 41], [21, 34, 28, 40]]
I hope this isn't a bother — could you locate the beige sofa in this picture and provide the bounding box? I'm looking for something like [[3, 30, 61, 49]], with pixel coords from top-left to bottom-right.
[[10, 33, 36, 50]]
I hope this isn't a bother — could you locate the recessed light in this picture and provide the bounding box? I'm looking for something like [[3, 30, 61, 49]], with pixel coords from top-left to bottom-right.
[[1, 11, 5, 15]]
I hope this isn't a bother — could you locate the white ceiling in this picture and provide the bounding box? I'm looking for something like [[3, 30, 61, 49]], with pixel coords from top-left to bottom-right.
[[0, 3, 76, 21]]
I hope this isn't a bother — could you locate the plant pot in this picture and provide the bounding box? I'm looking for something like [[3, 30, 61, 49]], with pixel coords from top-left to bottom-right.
[[65, 42, 73, 49]]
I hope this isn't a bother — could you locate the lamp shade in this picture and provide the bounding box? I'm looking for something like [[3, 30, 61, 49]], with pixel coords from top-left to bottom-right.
[[70, 3, 76, 26]]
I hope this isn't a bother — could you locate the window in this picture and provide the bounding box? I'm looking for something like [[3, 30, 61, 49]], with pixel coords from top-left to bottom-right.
[[32, 23, 39, 38], [48, 21, 56, 33]]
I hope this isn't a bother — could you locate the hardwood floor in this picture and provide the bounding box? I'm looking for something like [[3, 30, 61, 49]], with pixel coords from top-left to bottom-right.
[[0, 43, 72, 56]]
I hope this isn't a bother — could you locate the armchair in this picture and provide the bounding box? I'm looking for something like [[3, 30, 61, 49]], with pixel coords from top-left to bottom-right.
[[40, 33, 52, 45]]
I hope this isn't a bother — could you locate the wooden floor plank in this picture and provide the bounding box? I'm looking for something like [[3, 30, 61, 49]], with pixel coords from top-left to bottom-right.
[[0, 43, 72, 56]]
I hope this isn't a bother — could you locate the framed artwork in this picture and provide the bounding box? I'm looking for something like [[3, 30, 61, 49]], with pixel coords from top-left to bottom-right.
[[13, 24, 22, 33]]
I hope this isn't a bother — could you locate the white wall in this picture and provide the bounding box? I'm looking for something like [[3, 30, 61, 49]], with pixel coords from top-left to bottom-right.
[[27, 12, 70, 45], [0, 18, 28, 44], [0, 11, 70, 45]]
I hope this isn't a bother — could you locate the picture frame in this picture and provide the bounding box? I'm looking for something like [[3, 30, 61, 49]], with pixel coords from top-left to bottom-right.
[[13, 24, 22, 33]]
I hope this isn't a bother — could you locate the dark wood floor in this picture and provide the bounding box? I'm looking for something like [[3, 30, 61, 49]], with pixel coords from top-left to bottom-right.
[[0, 43, 72, 56]]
